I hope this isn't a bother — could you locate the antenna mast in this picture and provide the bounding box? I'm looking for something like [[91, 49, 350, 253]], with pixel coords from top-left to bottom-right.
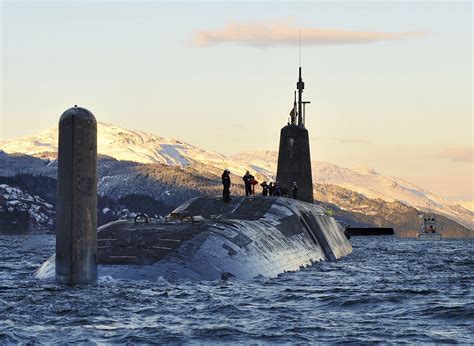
[[296, 28, 310, 127], [299, 29, 302, 67], [297, 29, 304, 126]]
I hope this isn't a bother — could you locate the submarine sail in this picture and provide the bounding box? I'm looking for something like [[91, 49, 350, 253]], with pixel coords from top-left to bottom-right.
[[276, 67, 313, 203]]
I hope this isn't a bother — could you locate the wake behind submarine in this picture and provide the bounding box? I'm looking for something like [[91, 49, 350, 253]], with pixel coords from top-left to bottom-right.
[[36, 67, 352, 284]]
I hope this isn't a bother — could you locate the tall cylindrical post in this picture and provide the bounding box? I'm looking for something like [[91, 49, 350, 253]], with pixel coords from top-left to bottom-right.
[[56, 106, 98, 285]]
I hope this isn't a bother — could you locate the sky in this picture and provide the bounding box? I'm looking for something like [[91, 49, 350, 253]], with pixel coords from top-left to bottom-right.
[[1, 1, 472, 201]]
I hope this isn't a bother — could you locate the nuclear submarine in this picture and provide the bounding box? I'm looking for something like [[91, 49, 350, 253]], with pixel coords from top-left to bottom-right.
[[35, 66, 352, 283], [37, 195, 351, 281]]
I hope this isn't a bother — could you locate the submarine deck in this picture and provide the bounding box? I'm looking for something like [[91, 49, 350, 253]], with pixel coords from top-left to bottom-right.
[[97, 197, 276, 265], [97, 196, 351, 273]]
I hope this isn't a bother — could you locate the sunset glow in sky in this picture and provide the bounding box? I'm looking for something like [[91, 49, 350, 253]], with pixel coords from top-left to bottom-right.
[[1, 1, 472, 201]]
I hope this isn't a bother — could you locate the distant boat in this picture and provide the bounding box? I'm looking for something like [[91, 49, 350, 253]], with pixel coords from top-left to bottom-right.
[[417, 214, 442, 240]]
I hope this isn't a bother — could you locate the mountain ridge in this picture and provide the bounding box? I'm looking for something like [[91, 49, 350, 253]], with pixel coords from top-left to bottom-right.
[[1, 122, 472, 229], [0, 156, 471, 238]]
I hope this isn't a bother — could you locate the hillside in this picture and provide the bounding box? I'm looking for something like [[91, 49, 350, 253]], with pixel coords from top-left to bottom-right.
[[0, 153, 471, 238], [314, 184, 472, 238], [0, 122, 472, 230]]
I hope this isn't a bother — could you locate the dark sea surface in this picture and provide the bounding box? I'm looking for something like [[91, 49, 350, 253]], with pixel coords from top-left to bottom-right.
[[0, 235, 472, 344]]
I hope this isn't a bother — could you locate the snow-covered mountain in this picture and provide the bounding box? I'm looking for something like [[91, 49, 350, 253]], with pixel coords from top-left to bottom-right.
[[1, 122, 472, 229], [315, 162, 472, 229], [0, 123, 261, 177], [231, 151, 473, 229]]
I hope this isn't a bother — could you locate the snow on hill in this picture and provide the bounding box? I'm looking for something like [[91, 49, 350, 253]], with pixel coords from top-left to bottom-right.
[[0, 123, 259, 177], [0, 123, 225, 166], [0, 184, 54, 230], [456, 201, 474, 212], [231, 151, 473, 229], [313, 162, 472, 229], [1, 122, 472, 229]]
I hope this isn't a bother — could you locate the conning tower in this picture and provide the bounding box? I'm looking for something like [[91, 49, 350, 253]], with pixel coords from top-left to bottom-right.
[[276, 67, 314, 203]]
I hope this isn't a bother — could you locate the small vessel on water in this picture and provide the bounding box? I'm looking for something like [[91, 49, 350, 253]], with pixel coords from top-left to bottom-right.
[[417, 214, 442, 240]]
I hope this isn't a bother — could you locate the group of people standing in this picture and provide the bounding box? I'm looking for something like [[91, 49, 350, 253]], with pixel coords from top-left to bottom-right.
[[221, 169, 298, 202]]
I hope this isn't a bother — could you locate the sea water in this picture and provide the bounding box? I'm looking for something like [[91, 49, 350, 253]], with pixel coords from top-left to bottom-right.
[[0, 235, 472, 343]]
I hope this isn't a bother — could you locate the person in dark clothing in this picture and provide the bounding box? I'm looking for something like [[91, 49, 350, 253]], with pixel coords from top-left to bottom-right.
[[260, 181, 269, 196], [273, 181, 282, 196], [222, 169, 231, 202], [268, 182, 274, 196], [292, 182, 298, 199], [242, 171, 254, 196]]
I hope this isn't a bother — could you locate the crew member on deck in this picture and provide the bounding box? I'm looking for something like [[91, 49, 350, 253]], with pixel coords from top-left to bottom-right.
[[260, 181, 269, 196], [292, 182, 298, 199], [242, 171, 254, 196], [222, 169, 231, 202], [268, 182, 275, 196], [274, 181, 282, 196]]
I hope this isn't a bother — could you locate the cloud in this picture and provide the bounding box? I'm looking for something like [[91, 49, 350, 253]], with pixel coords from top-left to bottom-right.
[[192, 17, 426, 47], [436, 147, 473, 163], [332, 137, 371, 144]]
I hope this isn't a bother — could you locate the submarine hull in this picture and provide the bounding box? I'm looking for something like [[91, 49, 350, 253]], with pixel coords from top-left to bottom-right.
[[36, 196, 352, 281]]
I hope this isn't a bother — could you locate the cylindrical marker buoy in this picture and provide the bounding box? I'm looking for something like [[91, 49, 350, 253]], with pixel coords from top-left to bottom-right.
[[55, 106, 97, 285]]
